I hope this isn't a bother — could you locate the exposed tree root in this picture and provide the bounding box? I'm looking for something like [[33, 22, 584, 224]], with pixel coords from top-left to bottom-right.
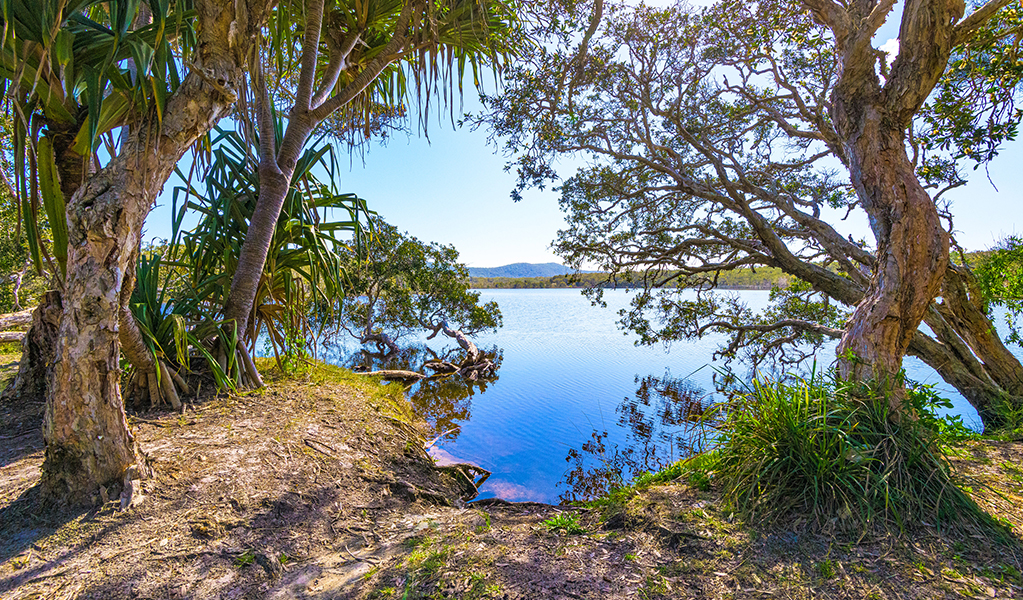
[[435, 462, 492, 501], [128, 359, 188, 411]]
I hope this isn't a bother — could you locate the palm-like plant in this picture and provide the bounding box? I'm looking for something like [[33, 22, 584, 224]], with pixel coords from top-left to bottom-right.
[[173, 122, 372, 383], [1, 0, 196, 276], [220, 0, 521, 387]]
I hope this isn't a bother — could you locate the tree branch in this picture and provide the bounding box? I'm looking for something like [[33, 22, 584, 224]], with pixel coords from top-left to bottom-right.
[[954, 0, 1015, 45], [294, 0, 327, 112], [309, 0, 420, 122]]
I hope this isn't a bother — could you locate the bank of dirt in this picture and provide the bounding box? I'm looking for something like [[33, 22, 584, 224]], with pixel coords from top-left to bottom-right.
[[1, 361, 1022, 599]]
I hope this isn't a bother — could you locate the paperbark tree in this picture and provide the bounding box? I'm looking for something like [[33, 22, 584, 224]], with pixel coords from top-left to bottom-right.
[[478, 0, 1023, 426], [2, 0, 272, 505]]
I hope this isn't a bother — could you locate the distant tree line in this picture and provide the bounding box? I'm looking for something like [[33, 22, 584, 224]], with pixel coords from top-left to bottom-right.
[[471, 268, 792, 290]]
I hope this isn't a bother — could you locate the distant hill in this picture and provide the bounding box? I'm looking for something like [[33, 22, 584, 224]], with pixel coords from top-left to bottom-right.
[[467, 262, 581, 278]]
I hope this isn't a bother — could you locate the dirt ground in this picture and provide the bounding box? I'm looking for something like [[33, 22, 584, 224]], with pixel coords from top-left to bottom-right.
[[1, 361, 1022, 600]]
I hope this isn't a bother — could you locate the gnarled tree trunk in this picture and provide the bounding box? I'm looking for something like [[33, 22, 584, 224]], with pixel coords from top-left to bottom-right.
[[40, 0, 267, 505], [809, 0, 965, 413], [834, 126, 950, 409]]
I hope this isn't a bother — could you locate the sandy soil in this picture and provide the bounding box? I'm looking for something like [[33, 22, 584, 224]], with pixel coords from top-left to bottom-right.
[[1, 362, 1022, 600]]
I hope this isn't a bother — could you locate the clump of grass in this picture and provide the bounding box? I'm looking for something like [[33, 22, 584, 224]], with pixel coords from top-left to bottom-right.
[[713, 376, 1001, 534], [541, 513, 586, 534]]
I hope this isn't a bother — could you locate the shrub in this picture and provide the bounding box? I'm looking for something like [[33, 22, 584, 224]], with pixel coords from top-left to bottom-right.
[[713, 376, 996, 533]]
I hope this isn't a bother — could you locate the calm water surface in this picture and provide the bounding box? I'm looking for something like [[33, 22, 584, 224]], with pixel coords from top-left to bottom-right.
[[324, 288, 1009, 503]]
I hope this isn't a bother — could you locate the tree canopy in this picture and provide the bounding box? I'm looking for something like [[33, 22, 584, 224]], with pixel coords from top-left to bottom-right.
[[338, 218, 502, 353], [476, 0, 1023, 428]]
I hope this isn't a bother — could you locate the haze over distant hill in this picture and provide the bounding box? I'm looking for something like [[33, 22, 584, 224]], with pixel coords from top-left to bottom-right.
[[466, 263, 580, 278]]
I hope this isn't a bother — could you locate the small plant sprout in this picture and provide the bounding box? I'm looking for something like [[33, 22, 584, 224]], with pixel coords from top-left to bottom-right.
[[541, 513, 586, 534]]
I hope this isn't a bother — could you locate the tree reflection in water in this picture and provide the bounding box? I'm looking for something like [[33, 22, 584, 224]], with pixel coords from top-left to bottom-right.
[[560, 373, 713, 502], [336, 343, 503, 443]]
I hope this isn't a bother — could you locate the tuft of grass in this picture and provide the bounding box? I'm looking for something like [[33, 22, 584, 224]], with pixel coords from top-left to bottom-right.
[[234, 549, 255, 567], [713, 376, 1004, 534], [816, 559, 837, 579], [541, 513, 586, 535]]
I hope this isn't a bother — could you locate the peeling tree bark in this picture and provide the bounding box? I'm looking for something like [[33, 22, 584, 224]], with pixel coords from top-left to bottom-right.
[[40, 0, 270, 506], [803, 0, 970, 413]]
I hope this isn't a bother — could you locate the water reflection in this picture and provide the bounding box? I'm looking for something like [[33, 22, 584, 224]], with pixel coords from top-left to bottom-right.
[[333, 342, 503, 444], [559, 373, 713, 502]]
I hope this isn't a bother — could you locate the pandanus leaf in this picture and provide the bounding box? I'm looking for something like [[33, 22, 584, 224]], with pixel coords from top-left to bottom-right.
[[36, 136, 67, 278]]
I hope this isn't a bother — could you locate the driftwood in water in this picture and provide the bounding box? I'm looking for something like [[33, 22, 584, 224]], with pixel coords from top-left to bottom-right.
[[360, 332, 400, 355], [355, 369, 426, 381], [356, 322, 496, 383]]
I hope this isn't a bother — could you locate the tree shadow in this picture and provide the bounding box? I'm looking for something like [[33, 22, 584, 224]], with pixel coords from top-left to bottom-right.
[[0, 485, 113, 595], [0, 396, 44, 469]]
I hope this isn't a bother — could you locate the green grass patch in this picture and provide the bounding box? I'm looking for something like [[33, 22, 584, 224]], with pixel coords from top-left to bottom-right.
[[541, 513, 586, 534], [713, 376, 1005, 534]]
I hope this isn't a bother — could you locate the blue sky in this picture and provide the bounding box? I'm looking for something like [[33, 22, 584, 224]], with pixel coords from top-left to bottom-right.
[[146, 4, 1023, 268]]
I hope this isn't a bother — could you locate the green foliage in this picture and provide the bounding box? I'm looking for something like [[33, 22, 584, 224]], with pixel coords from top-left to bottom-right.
[[128, 252, 236, 391], [338, 218, 501, 346], [470, 268, 791, 290], [906, 382, 980, 443], [713, 376, 997, 533], [921, 0, 1023, 182], [0, 0, 196, 276], [540, 513, 585, 534], [174, 124, 370, 370], [234, 549, 256, 567], [0, 111, 49, 311], [975, 236, 1023, 346]]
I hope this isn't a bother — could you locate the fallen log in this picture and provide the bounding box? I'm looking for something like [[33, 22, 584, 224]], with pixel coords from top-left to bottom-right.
[[0, 308, 33, 331], [354, 369, 426, 381], [0, 330, 25, 344]]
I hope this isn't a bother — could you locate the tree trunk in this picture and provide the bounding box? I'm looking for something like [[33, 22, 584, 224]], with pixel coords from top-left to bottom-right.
[[1, 291, 61, 405], [820, 0, 963, 413], [222, 121, 313, 337], [908, 327, 1019, 428], [834, 127, 949, 410], [40, 0, 259, 505], [939, 264, 1023, 395]]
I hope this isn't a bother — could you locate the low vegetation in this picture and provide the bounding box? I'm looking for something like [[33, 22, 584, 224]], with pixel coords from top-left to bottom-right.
[[1, 357, 1021, 599], [471, 268, 791, 290]]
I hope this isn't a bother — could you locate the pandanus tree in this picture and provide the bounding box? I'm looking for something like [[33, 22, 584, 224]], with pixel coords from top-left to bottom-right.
[[217, 0, 519, 382], [171, 124, 371, 382], [0, 0, 274, 505], [479, 0, 1023, 427]]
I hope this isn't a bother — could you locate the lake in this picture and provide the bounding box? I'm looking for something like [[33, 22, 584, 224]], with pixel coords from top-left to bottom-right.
[[321, 288, 1011, 504]]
